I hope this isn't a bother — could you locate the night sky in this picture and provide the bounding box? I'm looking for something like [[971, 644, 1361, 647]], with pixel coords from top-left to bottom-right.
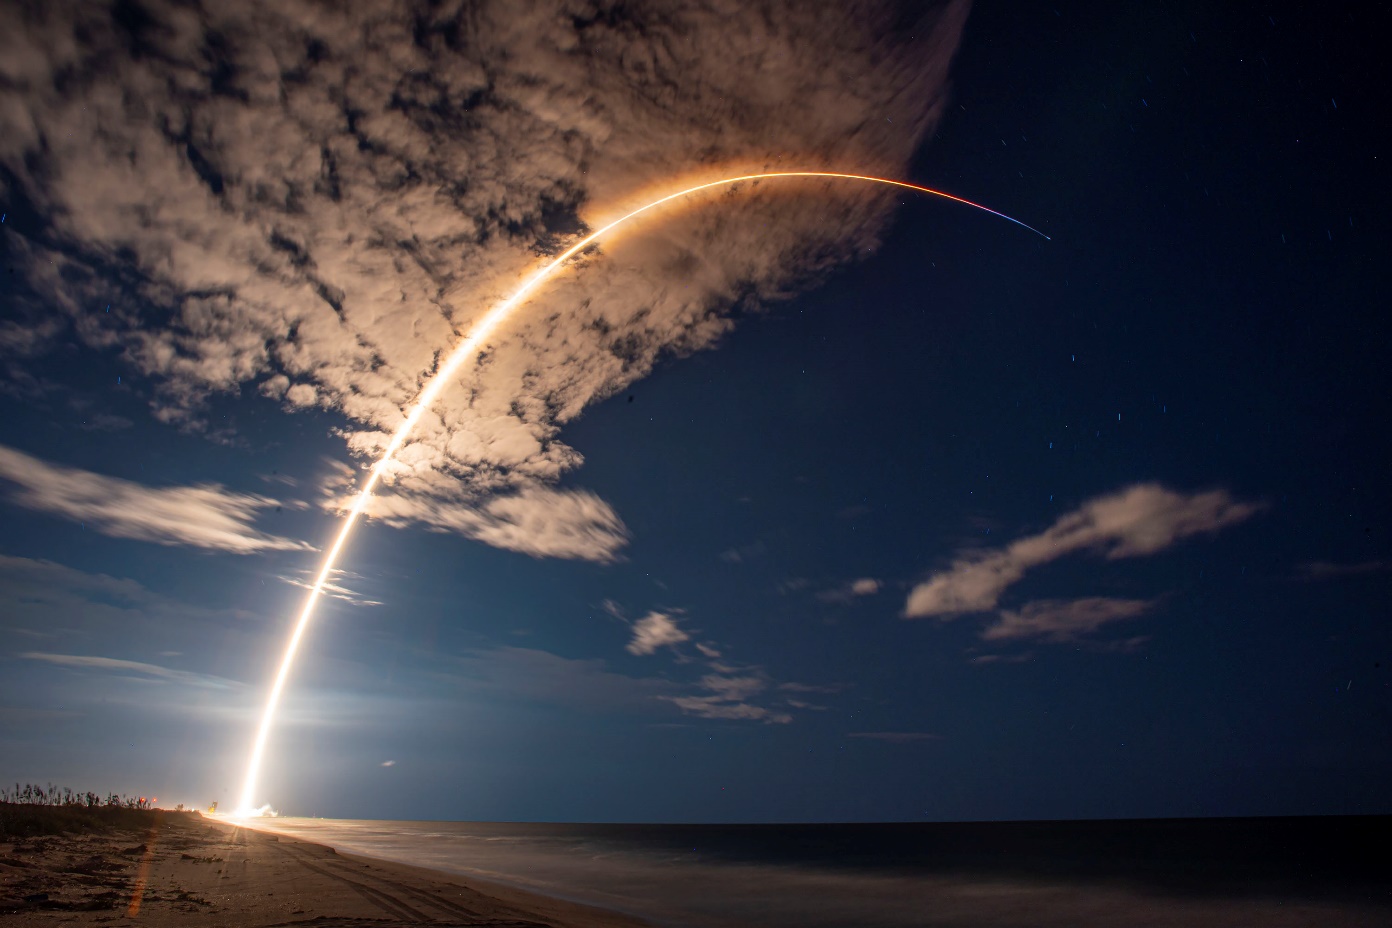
[[2, 0, 1388, 823]]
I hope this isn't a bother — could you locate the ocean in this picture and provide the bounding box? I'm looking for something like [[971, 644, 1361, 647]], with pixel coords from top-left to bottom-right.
[[251, 816, 1390, 927]]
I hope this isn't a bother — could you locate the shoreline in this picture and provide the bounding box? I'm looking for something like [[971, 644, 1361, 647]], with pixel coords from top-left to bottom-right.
[[7, 811, 1389, 927], [1, 811, 652, 926]]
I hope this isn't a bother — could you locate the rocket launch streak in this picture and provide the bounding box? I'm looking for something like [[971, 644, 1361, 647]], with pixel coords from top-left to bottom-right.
[[235, 172, 1047, 815]]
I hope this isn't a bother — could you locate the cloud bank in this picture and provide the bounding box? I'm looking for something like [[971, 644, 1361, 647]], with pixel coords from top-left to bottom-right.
[[0, 445, 310, 553], [1, 0, 969, 559]]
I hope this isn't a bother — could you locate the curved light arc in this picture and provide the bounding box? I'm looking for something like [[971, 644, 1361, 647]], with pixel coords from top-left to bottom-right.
[[235, 171, 1047, 814]]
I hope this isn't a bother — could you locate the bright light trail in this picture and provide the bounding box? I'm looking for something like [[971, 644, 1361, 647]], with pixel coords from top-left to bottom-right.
[[235, 171, 1047, 814]]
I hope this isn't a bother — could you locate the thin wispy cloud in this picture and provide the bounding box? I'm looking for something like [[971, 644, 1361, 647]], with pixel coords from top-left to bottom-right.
[[665, 692, 792, 724], [604, 598, 819, 721], [779, 682, 847, 695], [662, 665, 800, 724], [969, 653, 1033, 665], [448, 646, 796, 725], [905, 484, 1261, 619], [1298, 559, 1392, 581], [981, 597, 1154, 642], [817, 576, 882, 603], [1, 554, 154, 605], [0, 555, 259, 643], [0, 0, 968, 561], [20, 652, 244, 691], [279, 568, 383, 607], [445, 647, 678, 714], [719, 541, 768, 564], [0, 445, 311, 554]]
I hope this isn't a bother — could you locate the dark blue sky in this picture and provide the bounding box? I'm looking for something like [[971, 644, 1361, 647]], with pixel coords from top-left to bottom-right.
[[1, 0, 1387, 822]]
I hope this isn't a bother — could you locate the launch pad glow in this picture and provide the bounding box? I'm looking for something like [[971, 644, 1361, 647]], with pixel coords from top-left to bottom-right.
[[235, 172, 1047, 815]]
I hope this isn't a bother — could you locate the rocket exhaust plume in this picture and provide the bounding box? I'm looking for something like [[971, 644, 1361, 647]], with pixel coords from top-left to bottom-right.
[[235, 172, 1047, 814]]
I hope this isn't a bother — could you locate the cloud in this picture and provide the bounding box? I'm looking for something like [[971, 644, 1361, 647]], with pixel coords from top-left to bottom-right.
[[778, 681, 846, 694], [606, 602, 813, 722], [1298, 559, 1392, 580], [719, 541, 767, 564], [0, 555, 259, 642], [0, 0, 969, 560], [969, 653, 1033, 665], [362, 484, 628, 563], [0, 445, 311, 554], [444, 647, 678, 714], [19, 652, 244, 690], [279, 568, 383, 607], [380, 760, 396, 767], [904, 484, 1262, 618], [980, 597, 1154, 642], [662, 670, 793, 724], [450, 646, 803, 724], [850, 577, 881, 596], [0, 554, 157, 606], [848, 731, 940, 743], [626, 611, 690, 656], [784, 699, 826, 711], [816, 576, 882, 603]]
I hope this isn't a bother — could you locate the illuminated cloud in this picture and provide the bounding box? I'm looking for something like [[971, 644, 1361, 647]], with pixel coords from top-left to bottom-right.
[[980, 597, 1154, 642], [626, 612, 690, 656], [0, 0, 969, 559], [0, 445, 311, 554], [663, 670, 793, 724], [279, 568, 383, 607], [904, 484, 1261, 618], [451, 644, 798, 724], [364, 485, 628, 563], [589, 598, 814, 720]]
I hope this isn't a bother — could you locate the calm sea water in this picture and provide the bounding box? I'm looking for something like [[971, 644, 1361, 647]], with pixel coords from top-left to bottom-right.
[[251, 816, 1390, 928]]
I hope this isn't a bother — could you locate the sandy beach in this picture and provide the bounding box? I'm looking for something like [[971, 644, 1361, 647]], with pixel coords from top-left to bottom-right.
[[0, 812, 649, 927]]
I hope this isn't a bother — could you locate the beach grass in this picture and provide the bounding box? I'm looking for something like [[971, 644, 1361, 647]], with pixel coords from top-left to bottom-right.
[[0, 783, 192, 838]]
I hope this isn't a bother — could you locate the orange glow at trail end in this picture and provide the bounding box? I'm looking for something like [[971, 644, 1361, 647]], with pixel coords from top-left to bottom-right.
[[235, 171, 1048, 815]]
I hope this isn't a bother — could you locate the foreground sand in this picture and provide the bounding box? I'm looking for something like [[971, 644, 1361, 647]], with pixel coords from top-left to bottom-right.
[[0, 813, 649, 927]]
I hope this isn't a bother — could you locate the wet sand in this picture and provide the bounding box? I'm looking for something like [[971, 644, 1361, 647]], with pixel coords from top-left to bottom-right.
[[0, 813, 649, 927]]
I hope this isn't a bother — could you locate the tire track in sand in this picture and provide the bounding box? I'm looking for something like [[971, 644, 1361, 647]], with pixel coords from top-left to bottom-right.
[[270, 840, 432, 923], [275, 840, 548, 925]]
